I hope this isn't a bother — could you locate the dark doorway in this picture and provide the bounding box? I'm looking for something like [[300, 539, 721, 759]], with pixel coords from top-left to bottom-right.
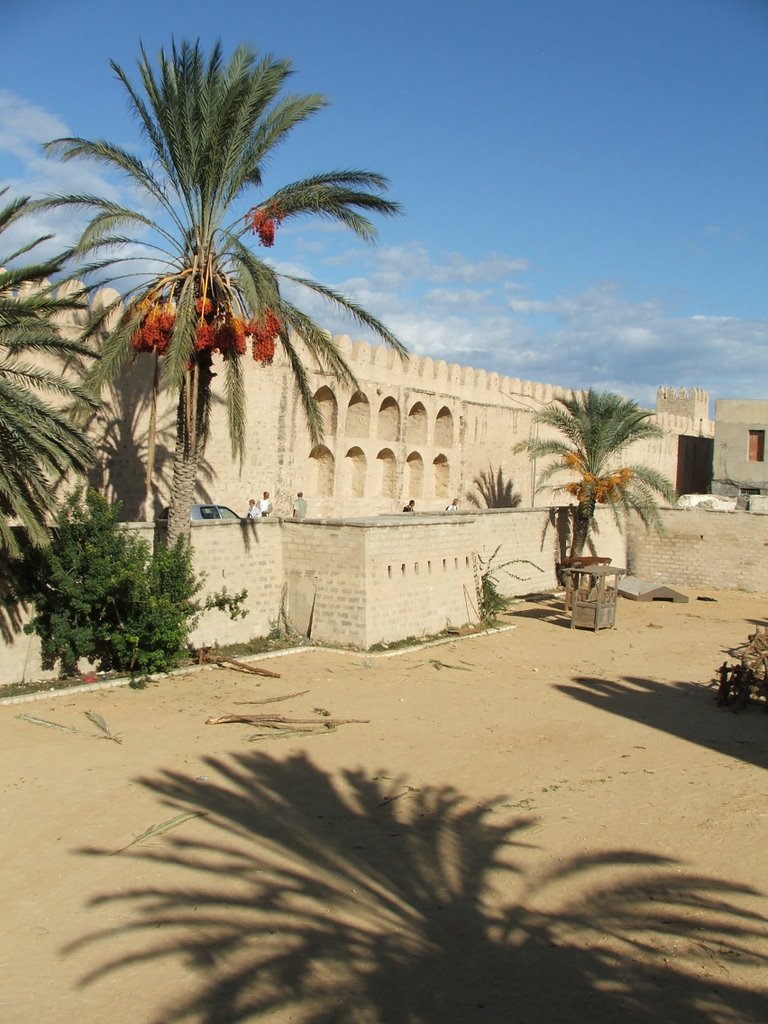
[[676, 435, 713, 495]]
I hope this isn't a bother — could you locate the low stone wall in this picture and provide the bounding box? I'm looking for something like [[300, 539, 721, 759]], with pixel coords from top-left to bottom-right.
[[627, 508, 768, 592], [2, 506, 765, 687], [188, 516, 284, 647]]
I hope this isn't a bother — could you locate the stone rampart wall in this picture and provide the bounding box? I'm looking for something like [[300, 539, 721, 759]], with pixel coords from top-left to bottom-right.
[[281, 520, 368, 646], [45, 286, 715, 524]]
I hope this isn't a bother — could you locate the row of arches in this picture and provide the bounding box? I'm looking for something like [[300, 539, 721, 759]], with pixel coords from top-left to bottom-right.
[[308, 446, 451, 499], [316, 387, 455, 447]]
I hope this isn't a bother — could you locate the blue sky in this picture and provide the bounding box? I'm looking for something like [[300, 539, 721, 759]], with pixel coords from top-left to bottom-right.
[[1, 0, 766, 412]]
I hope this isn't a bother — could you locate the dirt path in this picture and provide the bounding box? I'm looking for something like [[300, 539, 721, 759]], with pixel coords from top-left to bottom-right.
[[1, 588, 766, 1023]]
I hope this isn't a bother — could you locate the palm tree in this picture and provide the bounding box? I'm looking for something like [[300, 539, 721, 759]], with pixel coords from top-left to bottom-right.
[[466, 465, 522, 509], [514, 389, 675, 557], [0, 193, 95, 556], [39, 40, 405, 545]]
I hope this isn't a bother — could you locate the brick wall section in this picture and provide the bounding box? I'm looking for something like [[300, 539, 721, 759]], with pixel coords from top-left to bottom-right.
[[188, 517, 284, 647], [471, 507, 628, 592], [627, 509, 768, 592], [362, 517, 478, 646], [282, 520, 368, 646]]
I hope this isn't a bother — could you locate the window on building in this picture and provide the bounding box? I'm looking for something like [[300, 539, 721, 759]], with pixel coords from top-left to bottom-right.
[[748, 430, 765, 462]]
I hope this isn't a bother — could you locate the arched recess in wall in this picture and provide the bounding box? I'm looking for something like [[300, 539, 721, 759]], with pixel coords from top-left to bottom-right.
[[433, 454, 449, 498], [407, 401, 428, 445], [435, 406, 454, 448], [309, 445, 335, 497], [314, 386, 338, 436], [406, 452, 424, 499], [376, 448, 397, 498], [344, 447, 367, 497], [377, 397, 400, 443], [346, 391, 370, 438]]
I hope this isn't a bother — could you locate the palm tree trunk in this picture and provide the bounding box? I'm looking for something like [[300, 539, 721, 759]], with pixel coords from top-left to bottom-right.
[[569, 500, 595, 558], [165, 362, 211, 548]]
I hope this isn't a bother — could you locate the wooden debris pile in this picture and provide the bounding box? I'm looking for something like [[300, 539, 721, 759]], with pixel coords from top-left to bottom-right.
[[198, 646, 282, 678], [715, 626, 768, 711]]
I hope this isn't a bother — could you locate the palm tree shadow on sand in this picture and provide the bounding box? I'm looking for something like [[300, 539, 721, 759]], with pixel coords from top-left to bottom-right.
[[71, 752, 768, 1023], [558, 675, 768, 772]]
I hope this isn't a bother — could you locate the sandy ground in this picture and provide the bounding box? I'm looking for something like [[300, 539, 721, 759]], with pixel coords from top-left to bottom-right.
[[1, 588, 767, 1024]]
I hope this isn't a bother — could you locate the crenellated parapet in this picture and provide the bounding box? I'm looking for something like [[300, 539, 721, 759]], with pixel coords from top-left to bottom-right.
[[43, 286, 713, 438], [654, 410, 713, 438], [656, 385, 711, 428], [331, 333, 575, 410]]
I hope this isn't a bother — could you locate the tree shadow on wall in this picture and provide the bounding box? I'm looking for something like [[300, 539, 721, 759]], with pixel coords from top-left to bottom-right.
[[68, 752, 768, 1023], [84, 366, 217, 520], [0, 554, 29, 642], [465, 466, 521, 508]]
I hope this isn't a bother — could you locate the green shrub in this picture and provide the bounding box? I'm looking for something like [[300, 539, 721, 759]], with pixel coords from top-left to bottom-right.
[[17, 490, 212, 676], [473, 547, 543, 625]]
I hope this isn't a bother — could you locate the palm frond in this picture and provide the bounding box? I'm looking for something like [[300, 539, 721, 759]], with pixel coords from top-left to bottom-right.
[[0, 194, 96, 554], [516, 388, 674, 555]]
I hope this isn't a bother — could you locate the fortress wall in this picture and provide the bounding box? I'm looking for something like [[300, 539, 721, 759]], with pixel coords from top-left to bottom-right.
[[0, 601, 49, 690], [656, 386, 711, 427], [360, 517, 479, 647], [469, 506, 629, 589], [43, 287, 714, 521]]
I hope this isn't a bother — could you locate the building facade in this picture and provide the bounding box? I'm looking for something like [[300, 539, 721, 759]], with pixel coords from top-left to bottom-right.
[[711, 399, 768, 498]]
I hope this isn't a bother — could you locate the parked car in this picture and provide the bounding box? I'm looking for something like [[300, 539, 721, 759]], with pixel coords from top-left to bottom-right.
[[158, 504, 242, 521]]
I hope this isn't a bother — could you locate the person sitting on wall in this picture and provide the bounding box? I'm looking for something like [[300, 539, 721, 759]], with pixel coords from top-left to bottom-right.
[[258, 491, 273, 516], [403, 500, 415, 512], [246, 498, 261, 519], [446, 498, 459, 511], [293, 491, 307, 519]]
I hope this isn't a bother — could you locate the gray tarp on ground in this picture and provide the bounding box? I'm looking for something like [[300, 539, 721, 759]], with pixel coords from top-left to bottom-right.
[[618, 577, 689, 603]]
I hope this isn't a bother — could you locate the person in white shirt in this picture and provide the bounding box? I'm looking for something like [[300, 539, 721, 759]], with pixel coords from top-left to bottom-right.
[[446, 498, 459, 511], [258, 491, 273, 516], [246, 498, 261, 519], [292, 492, 307, 519]]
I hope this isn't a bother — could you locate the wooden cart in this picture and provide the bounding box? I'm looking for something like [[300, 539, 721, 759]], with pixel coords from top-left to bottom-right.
[[562, 564, 627, 632]]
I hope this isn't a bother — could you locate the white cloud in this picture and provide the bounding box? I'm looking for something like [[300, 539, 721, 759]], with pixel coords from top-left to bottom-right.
[[2, 90, 764, 407], [290, 248, 768, 406], [0, 91, 130, 264]]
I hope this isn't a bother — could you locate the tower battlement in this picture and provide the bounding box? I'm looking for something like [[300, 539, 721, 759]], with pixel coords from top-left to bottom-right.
[[656, 386, 710, 428]]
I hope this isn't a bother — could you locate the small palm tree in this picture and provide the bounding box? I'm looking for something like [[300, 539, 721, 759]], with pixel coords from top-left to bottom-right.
[[514, 389, 675, 557], [466, 465, 521, 509], [38, 40, 405, 545], [0, 193, 95, 556]]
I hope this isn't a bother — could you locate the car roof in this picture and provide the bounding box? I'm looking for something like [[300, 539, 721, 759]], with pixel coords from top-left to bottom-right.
[[192, 504, 240, 520], [158, 504, 241, 521]]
